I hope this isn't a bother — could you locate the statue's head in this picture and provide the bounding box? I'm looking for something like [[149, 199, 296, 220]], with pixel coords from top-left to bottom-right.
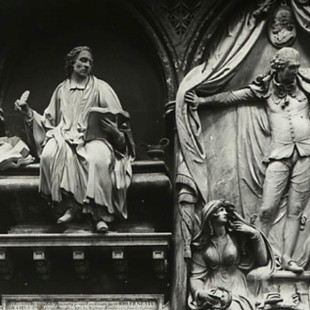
[[205, 287, 232, 310], [202, 200, 235, 225], [65, 46, 93, 78], [271, 47, 300, 85], [195, 200, 236, 241]]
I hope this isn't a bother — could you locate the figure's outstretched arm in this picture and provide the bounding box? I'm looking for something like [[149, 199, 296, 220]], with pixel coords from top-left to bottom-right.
[[15, 91, 33, 120], [21, 86, 61, 157], [185, 87, 256, 110]]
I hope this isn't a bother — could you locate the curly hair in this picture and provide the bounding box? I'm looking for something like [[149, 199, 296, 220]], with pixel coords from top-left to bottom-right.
[[270, 57, 287, 71], [270, 47, 300, 71], [65, 46, 93, 78]]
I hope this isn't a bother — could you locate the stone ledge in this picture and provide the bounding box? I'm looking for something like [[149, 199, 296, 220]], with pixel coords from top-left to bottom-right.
[[0, 232, 171, 248], [0, 160, 172, 193], [271, 270, 310, 280], [0, 160, 169, 176], [0, 173, 171, 192]]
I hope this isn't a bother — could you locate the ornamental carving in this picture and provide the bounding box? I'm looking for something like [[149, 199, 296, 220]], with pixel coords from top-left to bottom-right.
[[162, 0, 202, 36], [268, 2, 296, 48]]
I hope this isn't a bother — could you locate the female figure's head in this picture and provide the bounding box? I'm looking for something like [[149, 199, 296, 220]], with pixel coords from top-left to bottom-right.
[[193, 199, 236, 247]]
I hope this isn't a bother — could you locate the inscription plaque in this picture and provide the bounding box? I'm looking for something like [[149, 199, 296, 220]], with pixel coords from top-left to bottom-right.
[[0, 294, 164, 310]]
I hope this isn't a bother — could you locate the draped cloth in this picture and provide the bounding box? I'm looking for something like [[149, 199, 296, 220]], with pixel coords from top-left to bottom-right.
[[176, 7, 266, 212], [176, 0, 310, 261], [26, 76, 134, 221], [291, 0, 310, 34]]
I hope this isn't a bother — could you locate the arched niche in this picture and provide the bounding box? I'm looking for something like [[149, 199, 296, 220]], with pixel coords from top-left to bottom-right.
[[1, 0, 177, 159]]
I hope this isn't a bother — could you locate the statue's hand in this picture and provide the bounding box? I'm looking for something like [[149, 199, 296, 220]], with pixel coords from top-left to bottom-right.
[[197, 289, 222, 306], [100, 118, 121, 139], [232, 221, 259, 238], [15, 90, 32, 118], [14, 99, 32, 118], [185, 91, 201, 110]]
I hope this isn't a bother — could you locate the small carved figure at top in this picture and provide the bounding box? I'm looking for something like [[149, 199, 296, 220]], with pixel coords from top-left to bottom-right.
[[268, 3, 296, 48], [188, 199, 274, 309], [14, 46, 135, 233]]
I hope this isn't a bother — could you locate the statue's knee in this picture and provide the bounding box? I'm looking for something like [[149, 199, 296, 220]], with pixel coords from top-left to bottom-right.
[[40, 150, 53, 165], [259, 206, 275, 222], [288, 203, 304, 218], [87, 141, 112, 168], [90, 151, 112, 169]]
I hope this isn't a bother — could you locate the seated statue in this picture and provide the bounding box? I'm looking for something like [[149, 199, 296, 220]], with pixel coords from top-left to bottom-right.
[[188, 199, 274, 308], [15, 46, 135, 232]]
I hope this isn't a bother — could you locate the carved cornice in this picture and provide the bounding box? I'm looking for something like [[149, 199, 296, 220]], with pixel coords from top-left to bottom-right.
[[0, 232, 171, 248]]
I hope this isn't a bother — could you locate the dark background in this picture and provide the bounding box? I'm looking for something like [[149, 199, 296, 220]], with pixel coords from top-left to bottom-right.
[[0, 0, 168, 159]]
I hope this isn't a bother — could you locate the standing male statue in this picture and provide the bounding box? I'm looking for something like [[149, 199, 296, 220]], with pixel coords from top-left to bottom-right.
[[15, 46, 135, 232], [185, 47, 310, 273]]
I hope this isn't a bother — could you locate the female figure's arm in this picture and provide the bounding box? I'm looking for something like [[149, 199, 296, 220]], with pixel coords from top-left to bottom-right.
[[233, 221, 268, 266], [189, 250, 210, 305]]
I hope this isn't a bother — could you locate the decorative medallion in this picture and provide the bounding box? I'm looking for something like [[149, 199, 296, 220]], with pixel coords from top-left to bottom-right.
[[268, 2, 296, 48], [162, 0, 202, 36]]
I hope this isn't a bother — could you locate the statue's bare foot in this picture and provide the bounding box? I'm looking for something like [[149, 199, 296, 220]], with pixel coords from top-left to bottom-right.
[[57, 209, 75, 224], [282, 260, 304, 273], [96, 221, 108, 233]]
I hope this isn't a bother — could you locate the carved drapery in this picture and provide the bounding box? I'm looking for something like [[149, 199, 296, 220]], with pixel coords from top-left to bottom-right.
[[173, 1, 310, 309]]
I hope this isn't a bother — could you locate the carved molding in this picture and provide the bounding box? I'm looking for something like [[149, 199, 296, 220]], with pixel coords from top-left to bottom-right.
[[112, 248, 128, 281], [33, 249, 51, 280], [72, 248, 89, 280], [152, 248, 168, 279]]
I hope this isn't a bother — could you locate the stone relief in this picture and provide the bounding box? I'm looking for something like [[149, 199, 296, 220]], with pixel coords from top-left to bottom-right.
[[14, 46, 135, 233], [268, 2, 296, 48], [175, 1, 310, 309], [188, 200, 274, 309], [185, 47, 307, 273]]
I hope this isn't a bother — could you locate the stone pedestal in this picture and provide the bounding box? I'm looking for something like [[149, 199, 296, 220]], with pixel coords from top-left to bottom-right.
[[255, 272, 310, 309]]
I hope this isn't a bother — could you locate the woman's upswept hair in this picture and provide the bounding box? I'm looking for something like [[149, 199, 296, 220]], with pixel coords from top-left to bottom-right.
[[65, 46, 93, 78]]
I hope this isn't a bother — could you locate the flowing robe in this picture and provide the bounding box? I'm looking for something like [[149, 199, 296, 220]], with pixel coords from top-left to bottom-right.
[[26, 76, 134, 221]]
